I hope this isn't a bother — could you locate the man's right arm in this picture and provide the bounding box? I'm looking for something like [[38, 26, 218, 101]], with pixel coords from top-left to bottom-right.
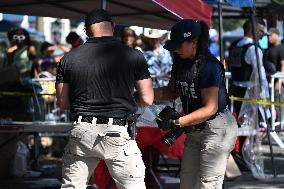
[[279, 47, 284, 72], [135, 78, 154, 106], [55, 83, 70, 110], [55, 55, 70, 109]]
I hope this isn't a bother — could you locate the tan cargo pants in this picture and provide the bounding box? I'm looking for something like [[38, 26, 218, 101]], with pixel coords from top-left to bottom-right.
[[61, 118, 146, 189], [180, 110, 238, 189]]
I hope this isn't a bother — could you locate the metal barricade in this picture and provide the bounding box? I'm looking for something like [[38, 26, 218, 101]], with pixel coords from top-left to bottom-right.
[[32, 78, 69, 122], [225, 72, 231, 93], [225, 72, 233, 112], [270, 72, 284, 131]]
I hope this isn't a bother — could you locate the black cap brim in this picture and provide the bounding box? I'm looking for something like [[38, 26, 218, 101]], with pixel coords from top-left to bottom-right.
[[164, 40, 181, 51]]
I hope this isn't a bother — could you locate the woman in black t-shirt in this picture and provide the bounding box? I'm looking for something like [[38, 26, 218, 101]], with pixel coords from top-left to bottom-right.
[[155, 19, 238, 189]]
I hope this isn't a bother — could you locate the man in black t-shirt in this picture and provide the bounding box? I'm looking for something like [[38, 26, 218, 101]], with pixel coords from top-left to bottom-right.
[[56, 9, 153, 189], [265, 28, 284, 76], [265, 28, 284, 122]]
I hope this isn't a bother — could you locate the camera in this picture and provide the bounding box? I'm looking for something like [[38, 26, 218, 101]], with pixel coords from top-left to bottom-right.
[[156, 106, 183, 146], [161, 126, 183, 146]]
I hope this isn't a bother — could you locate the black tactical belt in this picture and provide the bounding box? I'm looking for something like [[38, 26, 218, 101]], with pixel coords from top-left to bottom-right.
[[184, 108, 228, 133], [81, 116, 127, 126]]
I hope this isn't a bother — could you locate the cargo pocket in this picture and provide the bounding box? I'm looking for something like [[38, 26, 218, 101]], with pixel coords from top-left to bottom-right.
[[70, 127, 93, 151], [122, 141, 145, 179]]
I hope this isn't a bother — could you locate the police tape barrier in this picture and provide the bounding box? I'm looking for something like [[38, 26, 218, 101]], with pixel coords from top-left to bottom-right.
[[1, 92, 284, 106], [229, 96, 284, 106], [0, 91, 55, 96]]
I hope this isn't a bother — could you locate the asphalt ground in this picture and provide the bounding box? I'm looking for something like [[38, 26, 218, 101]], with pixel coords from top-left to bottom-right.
[[1, 132, 284, 189]]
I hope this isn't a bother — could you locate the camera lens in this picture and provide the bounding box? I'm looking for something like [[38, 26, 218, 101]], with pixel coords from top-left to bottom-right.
[[161, 127, 183, 146]]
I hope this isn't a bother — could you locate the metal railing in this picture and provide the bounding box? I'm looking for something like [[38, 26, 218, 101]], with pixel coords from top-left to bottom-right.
[[270, 72, 284, 131], [32, 78, 70, 122]]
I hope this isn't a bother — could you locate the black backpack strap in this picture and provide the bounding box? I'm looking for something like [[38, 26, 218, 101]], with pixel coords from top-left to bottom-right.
[[192, 55, 207, 103], [242, 43, 254, 53], [228, 38, 242, 53]]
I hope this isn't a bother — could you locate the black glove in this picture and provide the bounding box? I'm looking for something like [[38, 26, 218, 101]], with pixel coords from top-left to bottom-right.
[[156, 106, 180, 131], [156, 119, 174, 131]]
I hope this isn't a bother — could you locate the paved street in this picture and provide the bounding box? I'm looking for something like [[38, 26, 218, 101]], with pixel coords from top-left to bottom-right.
[[1, 131, 284, 189], [227, 172, 284, 189]]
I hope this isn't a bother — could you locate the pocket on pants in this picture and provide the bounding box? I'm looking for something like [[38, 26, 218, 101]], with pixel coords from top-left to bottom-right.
[[70, 127, 94, 151], [105, 134, 128, 147], [122, 141, 145, 179]]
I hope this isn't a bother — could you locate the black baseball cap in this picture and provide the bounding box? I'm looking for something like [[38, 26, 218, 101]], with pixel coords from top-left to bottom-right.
[[85, 9, 113, 27], [164, 19, 201, 51]]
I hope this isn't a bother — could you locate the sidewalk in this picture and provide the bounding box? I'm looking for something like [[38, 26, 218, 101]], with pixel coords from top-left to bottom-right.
[[1, 131, 284, 189], [159, 172, 284, 189], [226, 172, 284, 189]]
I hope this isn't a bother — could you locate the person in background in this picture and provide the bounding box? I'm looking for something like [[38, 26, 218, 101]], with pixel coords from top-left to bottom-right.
[[228, 19, 269, 171], [66, 31, 83, 49], [228, 19, 269, 117], [56, 9, 153, 189], [52, 48, 66, 63], [265, 28, 284, 86], [144, 29, 173, 88], [6, 28, 37, 77], [155, 19, 237, 189], [264, 27, 284, 123], [0, 28, 37, 178], [209, 28, 219, 58], [38, 58, 57, 102], [122, 27, 137, 48], [39, 58, 57, 79], [40, 41, 69, 61], [135, 35, 145, 52], [40, 41, 54, 59]]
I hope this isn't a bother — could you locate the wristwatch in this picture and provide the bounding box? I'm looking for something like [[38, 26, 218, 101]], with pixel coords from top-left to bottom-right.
[[174, 119, 181, 128]]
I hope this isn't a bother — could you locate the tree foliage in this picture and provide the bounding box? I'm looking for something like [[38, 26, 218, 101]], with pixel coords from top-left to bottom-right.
[[212, 19, 245, 31]]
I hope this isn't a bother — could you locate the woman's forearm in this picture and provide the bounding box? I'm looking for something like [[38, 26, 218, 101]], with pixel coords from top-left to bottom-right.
[[179, 106, 217, 127]]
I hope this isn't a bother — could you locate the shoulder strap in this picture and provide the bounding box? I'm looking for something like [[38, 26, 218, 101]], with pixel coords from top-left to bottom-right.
[[192, 55, 206, 95], [242, 42, 254, 53], [229, 38, 242, 53], [229, 38, 254, 53]]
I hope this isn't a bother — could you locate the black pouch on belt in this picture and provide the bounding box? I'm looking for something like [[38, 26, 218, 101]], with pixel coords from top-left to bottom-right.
[[127, 114, 137, 140]]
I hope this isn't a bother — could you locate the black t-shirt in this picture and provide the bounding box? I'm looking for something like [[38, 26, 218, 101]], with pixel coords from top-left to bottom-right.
[[171, 54, 224, 114], [56, 36, 150, 118], [266, 44, 284, 71], [172, 58, 221, 88]]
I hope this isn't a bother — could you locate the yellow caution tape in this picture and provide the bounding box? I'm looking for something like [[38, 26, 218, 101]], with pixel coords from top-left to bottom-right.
[[1, 92, 283, 106], [0, 91, 55, 96], [229, 96, 284, 106]]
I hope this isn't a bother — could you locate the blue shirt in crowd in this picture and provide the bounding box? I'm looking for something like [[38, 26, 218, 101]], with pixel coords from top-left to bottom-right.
[[144, 45, 173, 88]]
